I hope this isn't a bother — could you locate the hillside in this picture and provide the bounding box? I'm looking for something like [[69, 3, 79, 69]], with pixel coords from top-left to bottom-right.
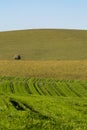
[[0, 29, 87, 60]]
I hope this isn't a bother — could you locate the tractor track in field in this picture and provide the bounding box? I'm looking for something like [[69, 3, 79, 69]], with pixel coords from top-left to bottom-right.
[[9, 98, 52, 120], [0, 78, 87, 97], [65, 82, 81, 97], [24, 82, 32, 94], [10, 82, 15, 94]]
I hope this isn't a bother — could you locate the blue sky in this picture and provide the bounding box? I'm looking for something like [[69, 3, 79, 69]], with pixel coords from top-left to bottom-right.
[[0, 0, 87, 31]]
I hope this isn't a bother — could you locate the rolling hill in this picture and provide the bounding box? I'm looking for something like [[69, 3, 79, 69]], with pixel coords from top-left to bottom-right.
[[0, 29, 87, 60], [1, 29, 87, 130]]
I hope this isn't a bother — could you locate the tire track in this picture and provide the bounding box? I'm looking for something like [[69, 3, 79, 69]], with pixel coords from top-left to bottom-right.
[[24, 82, 32, 94], [65, 82, 81, 97], [9, 98, 51, 120], [10, 82, 15, 94]]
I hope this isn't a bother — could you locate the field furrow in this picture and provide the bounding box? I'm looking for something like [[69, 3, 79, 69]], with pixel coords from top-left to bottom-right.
[[0, 78, 87, 97], [0, 77, 87, 129]]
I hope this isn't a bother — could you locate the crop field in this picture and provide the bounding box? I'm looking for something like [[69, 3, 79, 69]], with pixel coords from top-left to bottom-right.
[[1, 29, 87, 129], [0, 77, 87, 130], [0, 29, 87, 60], [0, 60, 87, 80]]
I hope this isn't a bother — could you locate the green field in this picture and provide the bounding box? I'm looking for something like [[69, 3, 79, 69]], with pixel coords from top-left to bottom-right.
[[0, 29, 87, 60], [0, 77, 87, 130], [1, 29, 87, 129]]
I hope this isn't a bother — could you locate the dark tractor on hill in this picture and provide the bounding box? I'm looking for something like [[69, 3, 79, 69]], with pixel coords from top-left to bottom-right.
[[14, 54, 21, 60]]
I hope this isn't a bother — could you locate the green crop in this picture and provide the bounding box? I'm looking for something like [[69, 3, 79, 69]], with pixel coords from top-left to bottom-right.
[[0, 77, 87, 130]]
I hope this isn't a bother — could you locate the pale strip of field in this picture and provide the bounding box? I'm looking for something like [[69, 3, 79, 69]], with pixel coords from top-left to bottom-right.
[[0, 60, 87, 79]]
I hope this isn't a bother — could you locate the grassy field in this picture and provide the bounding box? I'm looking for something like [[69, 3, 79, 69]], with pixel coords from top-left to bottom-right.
[[1, 29, 87, 129], [0, 77, 87, 130], [0, 29, 87, 60], [0, 60, 87, 80]]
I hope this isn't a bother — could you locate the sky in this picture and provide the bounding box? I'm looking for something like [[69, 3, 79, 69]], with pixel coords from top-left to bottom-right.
[[0, 0, 87, 31]]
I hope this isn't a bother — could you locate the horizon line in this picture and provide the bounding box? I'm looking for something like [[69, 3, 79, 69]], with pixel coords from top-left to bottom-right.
[[0, 27, 87, 32]]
